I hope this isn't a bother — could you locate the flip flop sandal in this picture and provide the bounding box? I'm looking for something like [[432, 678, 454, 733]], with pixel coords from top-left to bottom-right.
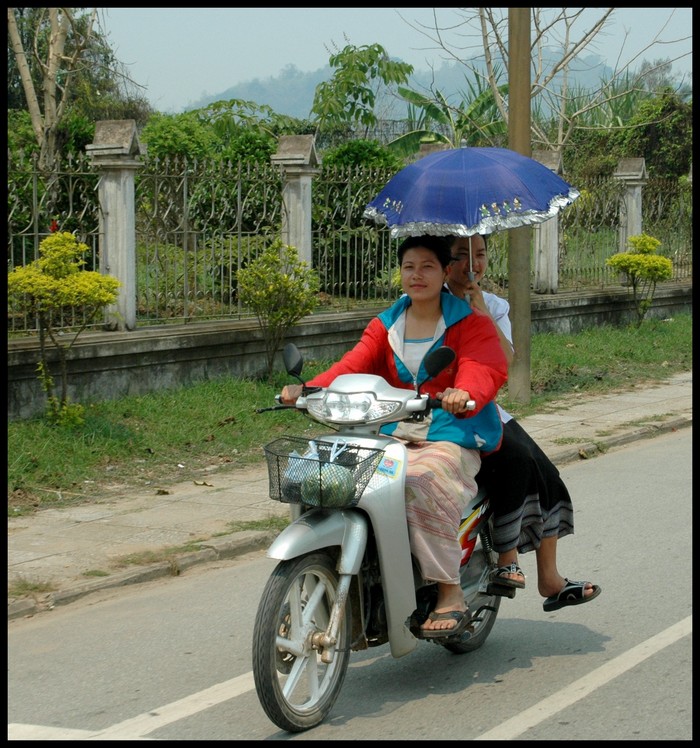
[[543, 578, 602, 612], [419, 609, 474, 640], [490, 562, 526, 589]]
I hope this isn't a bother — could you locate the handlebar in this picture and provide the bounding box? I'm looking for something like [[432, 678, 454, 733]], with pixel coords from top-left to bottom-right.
[[426, 397, 476, 412], [256, 393, 475, 416], [254, 396, 297, 414]]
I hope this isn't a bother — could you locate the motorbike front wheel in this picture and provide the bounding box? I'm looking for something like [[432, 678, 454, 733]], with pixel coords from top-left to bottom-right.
[[252, 552, 351, 733]]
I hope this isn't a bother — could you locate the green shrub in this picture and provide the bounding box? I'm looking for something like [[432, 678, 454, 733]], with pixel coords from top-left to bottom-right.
[[321, 139, 404, 171], [237, 239, 320, 381], [625, 233, 661, 254], [606, 233, 673, 327], [7, 231, 120, 423]]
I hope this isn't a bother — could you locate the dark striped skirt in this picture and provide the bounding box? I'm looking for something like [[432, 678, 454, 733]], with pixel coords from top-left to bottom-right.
[[477, 418, 574, 554]]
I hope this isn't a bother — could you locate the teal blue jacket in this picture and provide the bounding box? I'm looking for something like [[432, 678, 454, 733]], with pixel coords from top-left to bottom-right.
[[307, 293, 507, 452]]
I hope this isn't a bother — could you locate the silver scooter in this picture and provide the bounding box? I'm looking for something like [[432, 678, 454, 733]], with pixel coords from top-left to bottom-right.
[[252, 343, 504, 732]]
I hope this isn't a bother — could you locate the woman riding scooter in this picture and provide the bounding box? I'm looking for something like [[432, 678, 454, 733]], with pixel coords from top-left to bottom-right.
[[281, 234, 508, 636]]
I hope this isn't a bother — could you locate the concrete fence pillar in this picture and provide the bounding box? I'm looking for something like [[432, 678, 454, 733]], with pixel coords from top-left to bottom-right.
[[532, 150, 564, 294], [613, 158, 647, 252], [271, 136, 320, 265], [86, 120, 144, 331]]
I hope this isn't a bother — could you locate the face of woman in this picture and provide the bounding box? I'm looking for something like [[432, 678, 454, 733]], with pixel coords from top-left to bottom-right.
[[449, 236, 488, 284], [400, 247, 446, 301]]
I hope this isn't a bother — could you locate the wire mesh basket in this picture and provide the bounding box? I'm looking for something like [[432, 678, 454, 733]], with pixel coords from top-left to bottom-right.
[[263, 436, 384, 508]]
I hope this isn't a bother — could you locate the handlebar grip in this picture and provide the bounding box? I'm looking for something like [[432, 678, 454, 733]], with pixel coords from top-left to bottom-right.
[[426, 397, 476, 411]]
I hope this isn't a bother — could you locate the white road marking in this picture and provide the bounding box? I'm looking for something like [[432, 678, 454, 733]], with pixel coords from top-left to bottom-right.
[[8, 672, 255, 741], [8, 724, 97, 740], [474, 616, 692, 740], [9, 617, 692, 740]]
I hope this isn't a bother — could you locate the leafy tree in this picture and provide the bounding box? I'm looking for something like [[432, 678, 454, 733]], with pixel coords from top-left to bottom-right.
[[311, 43, 413, 139], [7, 230, 120, 424], [219, 128, 277, 165], [139, 100, 315, 164], [196, 100, 293, 164], [606, 233, 673, 327], [7, 8, 151, 166], [321, 139, 404, 171], [139, 112, 220, 161], [612, 90, 692, 179], [236, 240, 320, 382], [7, 108, 36, 154], [8, 7, 92, 166], [563, 128, 618, 180], [198, 99, 313, 140], [638, 58, 692, 100]]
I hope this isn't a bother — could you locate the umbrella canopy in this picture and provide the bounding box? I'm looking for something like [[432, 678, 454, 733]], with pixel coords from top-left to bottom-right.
[[363, 146, 580, 238]]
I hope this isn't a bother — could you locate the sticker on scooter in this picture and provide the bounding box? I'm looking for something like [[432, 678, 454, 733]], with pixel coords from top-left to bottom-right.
[[376, 456, 402, 478]]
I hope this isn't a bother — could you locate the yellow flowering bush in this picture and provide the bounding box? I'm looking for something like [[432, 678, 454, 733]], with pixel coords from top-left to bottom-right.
[[606, 233, 672, 327], [625, 233, 662, 255], [7, 231, 120, 424]]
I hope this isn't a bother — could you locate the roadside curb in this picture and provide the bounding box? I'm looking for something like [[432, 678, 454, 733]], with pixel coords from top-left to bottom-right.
[[8, 529, 279, 621], [543, 414, 692, 466], [8, 416, 691, 622]]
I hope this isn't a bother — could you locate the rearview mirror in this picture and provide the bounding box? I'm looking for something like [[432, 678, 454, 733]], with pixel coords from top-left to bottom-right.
[[418, 346, 455, 390], [283, 343, 304, 379]]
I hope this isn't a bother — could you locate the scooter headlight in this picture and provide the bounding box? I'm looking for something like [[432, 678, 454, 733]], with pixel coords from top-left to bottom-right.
[[306, 392, 401, 424]]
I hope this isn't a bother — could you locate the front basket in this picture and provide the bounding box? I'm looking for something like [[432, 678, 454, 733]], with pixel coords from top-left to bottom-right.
[[263, 436, 384, 508]]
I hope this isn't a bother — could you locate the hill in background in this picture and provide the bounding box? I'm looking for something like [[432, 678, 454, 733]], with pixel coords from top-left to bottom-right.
[[185, 50, 614, 120]]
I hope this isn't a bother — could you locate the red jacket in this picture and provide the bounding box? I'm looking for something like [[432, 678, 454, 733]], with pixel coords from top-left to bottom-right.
[[307, 293, 507, 451]]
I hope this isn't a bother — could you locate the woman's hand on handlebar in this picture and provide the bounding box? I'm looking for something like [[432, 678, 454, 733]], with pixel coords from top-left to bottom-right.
[[280, 384, 303, 405], [437, 387, 475, 414]]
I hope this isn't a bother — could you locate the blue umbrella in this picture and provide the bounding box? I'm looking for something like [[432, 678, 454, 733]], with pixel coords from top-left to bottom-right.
[[363, 146, 580, 239]]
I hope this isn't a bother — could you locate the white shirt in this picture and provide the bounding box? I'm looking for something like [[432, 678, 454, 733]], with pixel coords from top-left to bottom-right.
[[481, 290, 514, 424], [444, 284, 513, 423], [389, 307, 446, 380]]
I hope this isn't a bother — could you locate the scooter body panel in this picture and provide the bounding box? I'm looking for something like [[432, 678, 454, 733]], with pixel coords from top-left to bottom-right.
[[266, 508, 368, 575], [356, 438, 419, 657]]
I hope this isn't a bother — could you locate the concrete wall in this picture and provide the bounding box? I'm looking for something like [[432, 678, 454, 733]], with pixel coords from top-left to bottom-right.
[[7, 283, 692, 421]]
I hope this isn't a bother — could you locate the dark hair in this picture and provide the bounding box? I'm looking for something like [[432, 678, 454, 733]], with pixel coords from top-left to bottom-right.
[[446, 234, 489, 251], [397, 235, 452, 268]]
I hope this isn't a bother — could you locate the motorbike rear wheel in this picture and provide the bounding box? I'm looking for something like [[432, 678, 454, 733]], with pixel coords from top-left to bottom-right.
[[252, 552, 351, 733], [443, 531, 501, 654]]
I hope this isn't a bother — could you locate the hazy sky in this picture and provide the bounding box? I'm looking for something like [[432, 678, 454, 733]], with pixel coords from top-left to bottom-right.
[[99, 7, 693, 113]]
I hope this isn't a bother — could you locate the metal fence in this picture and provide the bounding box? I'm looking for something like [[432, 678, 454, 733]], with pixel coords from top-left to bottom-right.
[[7, 150, 693, 334], [133, 156, 283, 323]]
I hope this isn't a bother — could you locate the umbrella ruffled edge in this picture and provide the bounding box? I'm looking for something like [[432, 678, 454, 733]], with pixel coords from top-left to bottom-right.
[[363, 189, 580, 238]]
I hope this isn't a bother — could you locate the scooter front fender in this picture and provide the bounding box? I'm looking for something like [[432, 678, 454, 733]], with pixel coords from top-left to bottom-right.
[[266, 508, 367, 575]]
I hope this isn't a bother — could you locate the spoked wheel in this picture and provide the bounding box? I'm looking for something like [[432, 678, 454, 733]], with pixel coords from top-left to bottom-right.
[[252, 552, 351, 732], [443, 529, 501, 654]]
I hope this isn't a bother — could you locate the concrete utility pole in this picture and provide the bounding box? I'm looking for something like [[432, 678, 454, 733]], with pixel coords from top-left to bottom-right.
[[507, 8, 532, 403]]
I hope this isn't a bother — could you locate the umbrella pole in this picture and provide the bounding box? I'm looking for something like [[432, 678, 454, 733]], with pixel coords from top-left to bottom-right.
[[468, 236, 474, 281]]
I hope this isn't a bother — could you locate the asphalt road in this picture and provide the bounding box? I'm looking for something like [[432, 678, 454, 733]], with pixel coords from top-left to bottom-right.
[[8, 429, 692, 741]]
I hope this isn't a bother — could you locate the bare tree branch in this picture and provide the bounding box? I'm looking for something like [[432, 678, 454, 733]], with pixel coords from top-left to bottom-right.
[[401, 7, 691, 156]]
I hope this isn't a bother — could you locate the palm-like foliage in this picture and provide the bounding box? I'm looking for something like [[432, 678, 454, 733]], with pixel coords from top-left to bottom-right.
[[387, 73, 509, 158]]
